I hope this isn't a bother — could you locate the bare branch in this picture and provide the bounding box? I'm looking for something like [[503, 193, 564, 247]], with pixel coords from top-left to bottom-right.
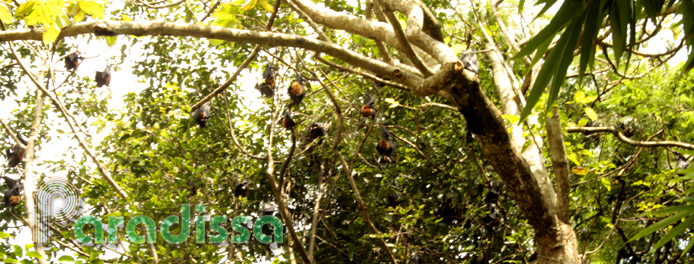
[[567, 126, 694, 150], [0, 118, 27, 148]]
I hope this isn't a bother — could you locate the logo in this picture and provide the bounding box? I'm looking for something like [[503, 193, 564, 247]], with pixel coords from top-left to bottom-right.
[[34, 177, 84, 244], [35, 177, 284, 245]]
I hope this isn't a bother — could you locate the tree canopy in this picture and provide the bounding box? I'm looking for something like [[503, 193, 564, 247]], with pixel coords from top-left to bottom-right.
[[1, 0, 694, 263]]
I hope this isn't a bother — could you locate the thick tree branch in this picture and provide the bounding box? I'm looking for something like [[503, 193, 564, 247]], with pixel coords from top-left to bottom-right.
[[546, 108, 571, 223], [0, 20, 423, 90], [23, 89, 47, 264], [378, 1, 433, 77], [292, 0, 455, 64], [365, 0, 393, 64]]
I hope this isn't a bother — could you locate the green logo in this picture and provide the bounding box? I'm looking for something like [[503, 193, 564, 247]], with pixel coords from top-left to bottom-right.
[[73, 204, 283, 244]]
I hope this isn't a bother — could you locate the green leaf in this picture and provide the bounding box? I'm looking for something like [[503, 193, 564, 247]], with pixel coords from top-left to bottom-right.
[[242, 0, 258, 11], [529, 36, 552, 67], [600, 177, 611, 191], [641, 0, 665, 21], [79, 1, 104, 19], [584, 107, 598, 121], [15, 1, 35, 17], [42, 25, 60, 44], [514, 1, 582, 59], [682, 235, 694, 257], [609, 1, 628, 64], [0, 232, 10, 239], [652, 213, 694, 250], [651, 205, 694, 216], [680, 0, 694, 71], [258, 0, 274, 13], [547, 17, 583, 111], [3, 258, 18, 263], [630, 209, 693, 242], [106, 35, 117, 46], [520, 16, 582, 122], [12, 245, 22, 257], [574, 90, 586, 103], [25, 252, 41, 259], [0, 3, 13, 24], [519, 0, 525, 13], [578, 0, 605, 80], [57, 255, 75, 262], [450, 44, 467, 54]]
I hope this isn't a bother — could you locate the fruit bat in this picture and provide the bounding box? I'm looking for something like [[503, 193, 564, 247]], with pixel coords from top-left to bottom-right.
[[307, 123, 325, 140], [186, 179, 201, 197], [482, 203, 501, 230], [3, 176, 20, 206], [64, 52, 83, 71], [288, 72, 306, 106], [460, 53, 479, 75], [281, 107, 296, 130], [95, 66, 111, 87], [360, 93, 376, 120], [376, 126, 396, 163], [484, 182, 500, 204], [256, 64, 276, 97], [386, 191, 402, 208], [437, 197, 463, 224], [191, 102, 212, 128], [6, 135, 27, 168], [263, 64, 276, 89], [408, 251, 422, 264], [235, 180, 249, 198]]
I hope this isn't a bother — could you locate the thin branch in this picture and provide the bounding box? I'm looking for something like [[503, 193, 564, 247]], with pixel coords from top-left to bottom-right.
[[5, 29, 129, 201], [566, 127, 693, 150], [132, 0, 185, 9], [312, 65, 398, 263], [200, 0, 222, 22], [0, 118, 26, 148], [365, 0, 393, 64], [221, 91, 266, 160]]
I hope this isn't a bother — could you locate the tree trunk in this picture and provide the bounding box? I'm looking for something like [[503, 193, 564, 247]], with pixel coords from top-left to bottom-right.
[[536, 222, 579, 264], [440, 63, 580, 263]]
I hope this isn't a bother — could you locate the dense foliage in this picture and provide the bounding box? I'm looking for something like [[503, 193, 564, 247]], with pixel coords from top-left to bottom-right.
[[0, 0, 693, 263]]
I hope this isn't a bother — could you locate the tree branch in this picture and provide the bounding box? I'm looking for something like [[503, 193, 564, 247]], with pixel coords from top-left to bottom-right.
[[377, 0, 433, 77], [566, 126, 694, 150], [546, 108, 571, 223]]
